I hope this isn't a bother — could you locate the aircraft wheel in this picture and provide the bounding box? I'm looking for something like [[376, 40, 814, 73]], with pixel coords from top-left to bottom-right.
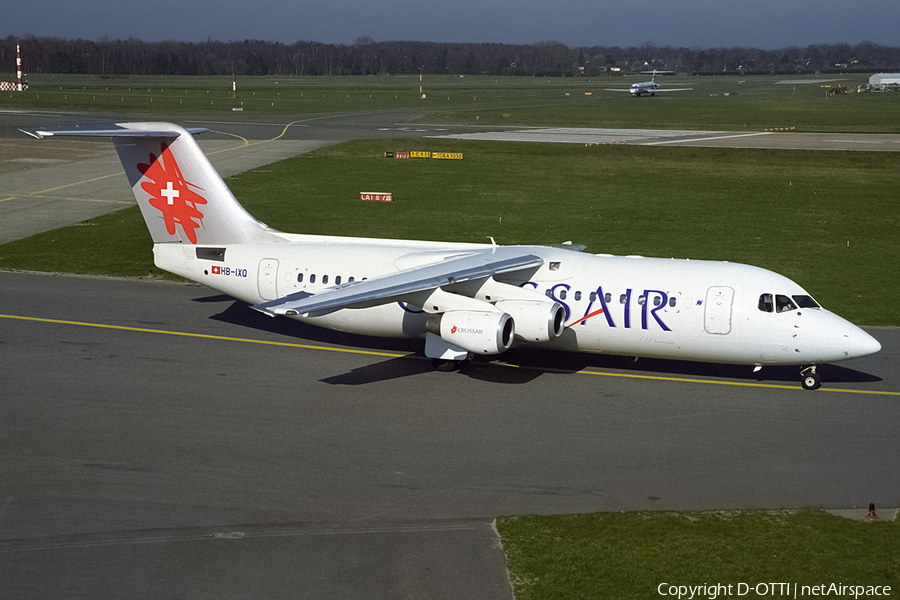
[[800, 369, 821, 390], [432, 358, 462, 372]]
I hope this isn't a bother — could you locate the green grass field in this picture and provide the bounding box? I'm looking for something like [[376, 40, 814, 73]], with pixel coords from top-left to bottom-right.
[[1, 139, 895, 325], [497, 509, 899, 600], [2, 73, 898, 131]]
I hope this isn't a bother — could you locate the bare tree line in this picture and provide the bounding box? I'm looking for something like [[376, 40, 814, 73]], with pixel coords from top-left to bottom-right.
[[2, 36, 899, 77]]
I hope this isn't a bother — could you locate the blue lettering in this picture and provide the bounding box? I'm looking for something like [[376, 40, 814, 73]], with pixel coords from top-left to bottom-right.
[[642, 289, 672, 331], [576, 285, 615, 327], [548, 284, 572, 322], [520, 281, 674, 333], [622, 288, 632, 329]]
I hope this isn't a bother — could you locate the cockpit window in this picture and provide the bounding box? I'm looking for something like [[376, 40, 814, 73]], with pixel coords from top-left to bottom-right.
[[792, 295, 820, 309], [758, 293, 774, 313], [775, 295, 797, 313]]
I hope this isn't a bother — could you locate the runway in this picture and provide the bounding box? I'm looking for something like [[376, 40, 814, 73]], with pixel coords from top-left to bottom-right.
[[2, 110, 899, 598]]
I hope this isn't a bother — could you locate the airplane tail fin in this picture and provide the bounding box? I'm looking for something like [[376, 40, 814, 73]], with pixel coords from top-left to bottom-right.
[[22, 122, 269, 245]]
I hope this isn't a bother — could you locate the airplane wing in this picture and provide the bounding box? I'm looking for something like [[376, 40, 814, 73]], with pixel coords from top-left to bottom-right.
[[252, 246, 545, 317], [604, 89, 634, 92]]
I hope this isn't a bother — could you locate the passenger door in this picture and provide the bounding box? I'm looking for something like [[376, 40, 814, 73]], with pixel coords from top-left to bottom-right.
[[704, 286, 734, 335], [257, 258, 279, 301]]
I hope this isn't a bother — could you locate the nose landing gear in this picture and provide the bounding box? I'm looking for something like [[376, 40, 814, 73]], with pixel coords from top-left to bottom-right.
[[800, 365, 822, 390]]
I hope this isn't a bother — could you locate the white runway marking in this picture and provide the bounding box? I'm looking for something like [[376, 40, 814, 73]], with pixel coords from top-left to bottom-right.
[[641, 132, 774, 145], [432, 127, 731, 145]]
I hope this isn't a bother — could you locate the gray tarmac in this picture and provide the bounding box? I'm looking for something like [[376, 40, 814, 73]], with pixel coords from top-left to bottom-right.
[[433, 127, 900, 152], [2, 110, 899, 598], [1, 272, 898, 598]]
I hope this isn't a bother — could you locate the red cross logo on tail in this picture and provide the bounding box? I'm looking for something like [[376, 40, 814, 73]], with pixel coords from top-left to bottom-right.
[[138, 143, 207, 244]]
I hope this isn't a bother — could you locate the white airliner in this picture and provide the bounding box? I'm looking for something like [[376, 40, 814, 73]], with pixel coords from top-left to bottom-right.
[[606, 70, 693, 97], [23, 122, 880, 389]]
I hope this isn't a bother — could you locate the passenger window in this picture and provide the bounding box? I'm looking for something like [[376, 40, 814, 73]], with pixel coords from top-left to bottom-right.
[[310, 274, 316, 284], [589, 292, 597, 302], [653, 296, 662, 307], [574, 291, 582, 301], [349, 277, 355, 282], [792, 295, 820, 309], [775, 294, 797, 313], [560, 290, 568, 300], [668, 297, 677, 308], [323, 275, 329, 284], [637, 295, 646, 305], [758, 293, 773, 313], [297, 273, 304, 283], [605, 293, 612, 303], [335, 275, 342, 285], [619, 294, 627, 304]]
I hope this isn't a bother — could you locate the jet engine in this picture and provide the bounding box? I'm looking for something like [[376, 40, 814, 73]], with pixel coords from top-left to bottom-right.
[[426, 310, 514, 355], [494, 300, 565, 343]]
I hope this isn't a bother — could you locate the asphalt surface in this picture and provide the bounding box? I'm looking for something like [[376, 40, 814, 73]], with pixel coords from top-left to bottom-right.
[[1, 272, 898, 598], [434, 127, 900, 152], [2, 110, 899, 599]]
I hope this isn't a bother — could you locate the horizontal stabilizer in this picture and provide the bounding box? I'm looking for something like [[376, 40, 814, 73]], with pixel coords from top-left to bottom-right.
[[20, 122, 207, 139]]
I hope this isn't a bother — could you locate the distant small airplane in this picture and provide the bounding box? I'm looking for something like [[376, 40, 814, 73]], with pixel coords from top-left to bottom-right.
[[22, 122, 881, 389], [606, 70, 693, 97]]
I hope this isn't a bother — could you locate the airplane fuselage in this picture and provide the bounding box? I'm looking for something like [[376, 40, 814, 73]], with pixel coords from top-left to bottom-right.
[[630, 81, 660, 96], [155, 236, 878, 368]]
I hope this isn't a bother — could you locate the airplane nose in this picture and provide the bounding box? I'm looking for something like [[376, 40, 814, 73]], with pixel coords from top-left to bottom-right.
[[846, 325, 882, 358]]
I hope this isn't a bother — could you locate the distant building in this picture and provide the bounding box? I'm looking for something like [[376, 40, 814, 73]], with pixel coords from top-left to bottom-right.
[[869, 73, 900, 89]]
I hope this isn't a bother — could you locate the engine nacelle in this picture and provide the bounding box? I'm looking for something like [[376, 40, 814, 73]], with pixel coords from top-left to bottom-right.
[[495, 300, 565, 343], [427, 311, 514, 355]]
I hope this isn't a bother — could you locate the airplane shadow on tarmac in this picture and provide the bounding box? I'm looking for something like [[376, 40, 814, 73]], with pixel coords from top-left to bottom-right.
[[201, 295, 882, 388]]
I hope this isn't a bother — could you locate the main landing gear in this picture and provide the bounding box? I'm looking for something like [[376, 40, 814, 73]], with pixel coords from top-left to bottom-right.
[[800, 365, 822, 391]]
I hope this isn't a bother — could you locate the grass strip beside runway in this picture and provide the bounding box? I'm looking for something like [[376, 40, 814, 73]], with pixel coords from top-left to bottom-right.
[[3, 73, 899, 132], [497, 508, 899, 600]]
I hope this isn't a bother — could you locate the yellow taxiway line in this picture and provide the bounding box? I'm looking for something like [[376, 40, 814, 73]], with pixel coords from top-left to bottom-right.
[[2, 312, 897, 396], [207, 129, 250, 146], [0, 313, 404, 359], [271, 120, 306, 140]]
